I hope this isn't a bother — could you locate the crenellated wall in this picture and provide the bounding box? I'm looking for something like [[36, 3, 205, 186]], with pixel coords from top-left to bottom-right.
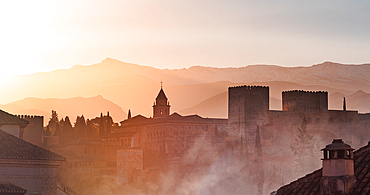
[[228, 85, 269, 151], [282, 90, 328, 112], [18, 115, 44, 146]]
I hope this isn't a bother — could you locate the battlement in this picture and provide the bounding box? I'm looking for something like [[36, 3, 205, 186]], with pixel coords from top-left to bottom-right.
[[282, 90, 328, 94], [282, 90, 328, 112], [229, 85, 268, 91], [17, 115, 44, 119]]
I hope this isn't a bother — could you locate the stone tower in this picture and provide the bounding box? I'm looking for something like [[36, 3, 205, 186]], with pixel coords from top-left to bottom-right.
[[282, 90, 328, 112], [228, 85, 269, 152], [153, 86, 170, 118]]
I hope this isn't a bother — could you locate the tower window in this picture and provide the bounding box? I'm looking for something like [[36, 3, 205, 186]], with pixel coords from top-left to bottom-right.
[[160, 109, 163, 115]]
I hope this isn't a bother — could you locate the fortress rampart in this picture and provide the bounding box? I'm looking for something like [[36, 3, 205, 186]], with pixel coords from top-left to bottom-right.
[[228, 85, 269, 148], [282, 90, 328, 112], [17, 115, 44, 146]]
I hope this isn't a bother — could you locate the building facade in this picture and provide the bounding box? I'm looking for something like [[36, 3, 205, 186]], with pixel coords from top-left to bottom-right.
[[110, 87, 228, 183]]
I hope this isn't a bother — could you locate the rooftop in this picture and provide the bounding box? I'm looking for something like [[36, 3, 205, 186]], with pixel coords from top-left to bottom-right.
[[0, 182, 27, 194], [276, 141, 370, 195], [156, 88, 167, 100], [0, 129, 65, 161], [0, 109, 29, 126]]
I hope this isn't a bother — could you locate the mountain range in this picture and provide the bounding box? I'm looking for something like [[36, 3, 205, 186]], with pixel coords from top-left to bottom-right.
[[0, 58, 369, 120]]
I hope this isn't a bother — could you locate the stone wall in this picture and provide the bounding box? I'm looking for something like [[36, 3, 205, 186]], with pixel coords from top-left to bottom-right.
[[19, 115, 44, 146], [282, 90, 328, 112], [228, 85, 269, 151], [0, 160, 61, 195]]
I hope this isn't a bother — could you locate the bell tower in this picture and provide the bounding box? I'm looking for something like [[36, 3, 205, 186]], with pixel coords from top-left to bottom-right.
[[153, 82, 170, 118]]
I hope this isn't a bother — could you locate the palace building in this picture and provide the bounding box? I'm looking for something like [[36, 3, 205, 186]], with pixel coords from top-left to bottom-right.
[[103, 86, 228, 183]]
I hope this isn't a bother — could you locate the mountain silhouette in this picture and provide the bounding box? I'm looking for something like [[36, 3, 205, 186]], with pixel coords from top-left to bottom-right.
[[0, 58, 369, 118]]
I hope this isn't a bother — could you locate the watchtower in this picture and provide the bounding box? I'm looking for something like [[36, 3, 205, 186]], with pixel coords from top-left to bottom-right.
[[228, 85, 269, 149], [282, 90, 328, 112]]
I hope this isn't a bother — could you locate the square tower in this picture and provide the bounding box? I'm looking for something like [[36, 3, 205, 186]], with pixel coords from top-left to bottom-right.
[[228, 85, 269, 148]]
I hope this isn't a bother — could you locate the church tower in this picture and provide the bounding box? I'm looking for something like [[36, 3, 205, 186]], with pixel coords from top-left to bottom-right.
[[153, 84, 170, 118]]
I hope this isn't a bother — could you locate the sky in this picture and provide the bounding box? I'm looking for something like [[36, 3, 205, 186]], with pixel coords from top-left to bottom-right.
[[0, 0, 369, 78]]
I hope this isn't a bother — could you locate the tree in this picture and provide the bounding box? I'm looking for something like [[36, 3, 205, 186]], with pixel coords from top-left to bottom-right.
[[47, 110, 59, 135], [105, 112, 112, 134], [60, 116, 74, 144], [99, 113, 105, 137], [290, 117, 315, 176], [44, 126, 51, 136], [54, 122, 61, 137], [75, 115, 87, 138]]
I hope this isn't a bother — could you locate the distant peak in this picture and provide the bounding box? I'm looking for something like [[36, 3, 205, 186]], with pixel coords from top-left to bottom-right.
[[352, 90, 367, 97], [315, 61, 339, 66], [101, 57, 119, 63]]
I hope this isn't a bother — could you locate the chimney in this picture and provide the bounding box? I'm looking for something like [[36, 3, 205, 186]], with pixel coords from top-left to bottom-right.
[[320, 139, 356, 195]]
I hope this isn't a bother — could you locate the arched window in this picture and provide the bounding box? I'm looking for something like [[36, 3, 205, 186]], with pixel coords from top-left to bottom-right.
[[307, 117, 312, 124], [316, 118, 320, 124], [329, 117, 334, 123]]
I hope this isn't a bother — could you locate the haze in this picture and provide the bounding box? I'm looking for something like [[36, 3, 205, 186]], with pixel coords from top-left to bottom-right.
[[0, 1, 370, 195], [1, 0, 370, 78]]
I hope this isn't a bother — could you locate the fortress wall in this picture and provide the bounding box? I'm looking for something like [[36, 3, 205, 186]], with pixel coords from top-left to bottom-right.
[[228, 85, 269, 149], [282, 90, 328, 112], [18, 115, 44, 146]]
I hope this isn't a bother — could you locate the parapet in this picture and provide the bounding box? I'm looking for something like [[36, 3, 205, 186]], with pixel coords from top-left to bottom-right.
[[229, 85, 269, 91], [282, 90, 328, 112], [17, 115, 44, 119], [282, 90, 328, 94]]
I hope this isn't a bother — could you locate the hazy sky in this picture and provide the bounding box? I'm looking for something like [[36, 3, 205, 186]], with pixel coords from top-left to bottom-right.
[[0, 0, 369, 78]]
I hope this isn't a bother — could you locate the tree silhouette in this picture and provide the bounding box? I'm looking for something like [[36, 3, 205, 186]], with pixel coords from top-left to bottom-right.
[[290, 117, 315, 176], [54, 122, 61, 137], [47, 110, 59, 135], [60, 116, 74, 144], [105, 112, 112, 134], [99, 113, 105, 137], [44, 126, 51, 136], [75, 115, 87, 138]]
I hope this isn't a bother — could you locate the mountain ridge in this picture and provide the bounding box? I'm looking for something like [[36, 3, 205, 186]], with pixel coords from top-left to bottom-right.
[[1, 59, 370, 117]]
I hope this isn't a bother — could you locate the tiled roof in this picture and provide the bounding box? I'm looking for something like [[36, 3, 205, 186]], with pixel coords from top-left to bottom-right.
[[156, 88, 167, 100], [119, 112, 227, 128], [0, 129, 65, 161], [0, 182, 27, 194], [276, 142, 370, 195], [0, 110, 29, 125]]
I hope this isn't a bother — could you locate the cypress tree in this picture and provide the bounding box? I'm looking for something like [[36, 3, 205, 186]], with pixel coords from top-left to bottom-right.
[[61, 116, 74, 144], [54, 123, 61, 137], [99, 113, 105, 137]]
